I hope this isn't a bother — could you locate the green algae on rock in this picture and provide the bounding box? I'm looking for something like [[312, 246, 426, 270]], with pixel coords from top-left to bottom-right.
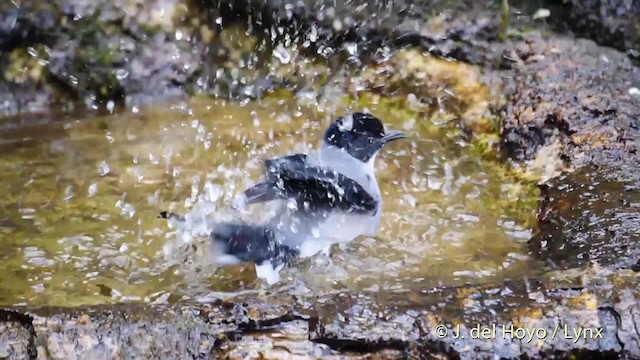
[[348, 48, 539, 228]]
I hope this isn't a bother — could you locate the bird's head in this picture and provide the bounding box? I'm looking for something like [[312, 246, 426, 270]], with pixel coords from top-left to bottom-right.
[[322, 112, 406, 163]]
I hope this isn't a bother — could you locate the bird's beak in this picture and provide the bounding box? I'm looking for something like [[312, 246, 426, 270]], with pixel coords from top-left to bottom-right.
[[381, 130, 407, 143]]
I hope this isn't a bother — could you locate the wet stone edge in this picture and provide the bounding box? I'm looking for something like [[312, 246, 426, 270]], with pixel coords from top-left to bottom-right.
[[2, 273, 639, 358], [0, 309, 37, 358]]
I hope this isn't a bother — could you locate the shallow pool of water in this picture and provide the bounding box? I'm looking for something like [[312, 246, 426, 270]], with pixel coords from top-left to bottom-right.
[[0, 85, 541, 307]]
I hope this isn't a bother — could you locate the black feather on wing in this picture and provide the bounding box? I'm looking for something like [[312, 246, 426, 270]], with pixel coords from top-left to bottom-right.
[[241, 154, 377, 214], [210, 222, 299, 265]]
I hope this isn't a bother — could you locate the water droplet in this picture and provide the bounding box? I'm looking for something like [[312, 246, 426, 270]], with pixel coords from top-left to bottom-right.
[[312, 227, 320, 238], [332, 19, 343, 32], [149, 153, 160, 165], [402, 194, 416, 207], [106, 100, 115, 114], [88, 183, 98, 197], [532, 8, 551, 20], [273, 45, 291, 64], [411, 172, 421, 186], [116, 69, 129, 80], [175, 30, 183, 40], [64, 185, 74, 201], [147, 189, 160, 206], [427, 176, 442, 190], [204, 182, 222, 202], [116, 200, 135, 219], [19, 208, 35, 220], [295, 90, 317, 106], [345, 42, 357, 56], [98, 160, 110, 176], [32, 283, 45, 293], [308, 25, 318, 42], [276, 114, 291, 123]]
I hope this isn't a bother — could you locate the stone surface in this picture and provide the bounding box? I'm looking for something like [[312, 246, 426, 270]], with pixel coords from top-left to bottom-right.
[[545, 0, 640, 62], [1, 0, 638, 116], [496, 32, 640, 272], [0, 0, 202, 115], [532, 165, 640, 271], [500, 36, 640, 165], [241, 0, 510, 65], [1, 267, 640, 358], [0, 310, 35, 360]]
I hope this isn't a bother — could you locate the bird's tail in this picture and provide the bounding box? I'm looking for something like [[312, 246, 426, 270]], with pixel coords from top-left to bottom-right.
[[209, 222, 299, 266], [158, 212, 290, 263], [210, 222, 299, 284]]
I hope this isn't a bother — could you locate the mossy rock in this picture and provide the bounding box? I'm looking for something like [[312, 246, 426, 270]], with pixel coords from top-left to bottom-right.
[[3, 47, 47, 85]]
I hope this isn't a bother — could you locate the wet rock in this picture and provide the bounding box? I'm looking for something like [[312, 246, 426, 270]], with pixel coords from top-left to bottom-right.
[[0, 322, 29, 360], [0, 3, 57, 52], [29, 305, 232, 359], [46, 0, 200, 104], [0, 0, 344, 116], [5, 268, 639, 359], [243, 0, 510, 66], [350, 48, 505, 136], [544, 0, 640, 62], [499, 33, 640, 271], [0, 82, 56, 117], [0, 0, 202, 116], [500, 36, 639, 168], [309, 292, 418, 353], [2, 0, 637, 118], [308, 269, 640, 358], [0, 310, 36, 359], [532, 165, 640, 270]]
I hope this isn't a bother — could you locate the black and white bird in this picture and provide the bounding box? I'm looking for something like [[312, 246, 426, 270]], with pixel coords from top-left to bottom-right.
[[160, 112, 406, 284]]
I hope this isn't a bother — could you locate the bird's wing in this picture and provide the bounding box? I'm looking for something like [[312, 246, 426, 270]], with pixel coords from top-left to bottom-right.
[[264, 154, 310, 175], [241, 154, 310, 204], [241, 154, 377, 214]]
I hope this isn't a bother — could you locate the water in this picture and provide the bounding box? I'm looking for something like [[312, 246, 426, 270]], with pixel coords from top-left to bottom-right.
[[0, 70, 541, 308]]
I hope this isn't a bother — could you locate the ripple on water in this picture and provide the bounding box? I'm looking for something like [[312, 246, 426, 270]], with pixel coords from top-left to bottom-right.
[[0, 89, 540, 307]]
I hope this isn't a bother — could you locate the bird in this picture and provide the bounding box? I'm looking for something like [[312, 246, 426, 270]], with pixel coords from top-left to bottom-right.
[[160, 112, 406, 284]]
